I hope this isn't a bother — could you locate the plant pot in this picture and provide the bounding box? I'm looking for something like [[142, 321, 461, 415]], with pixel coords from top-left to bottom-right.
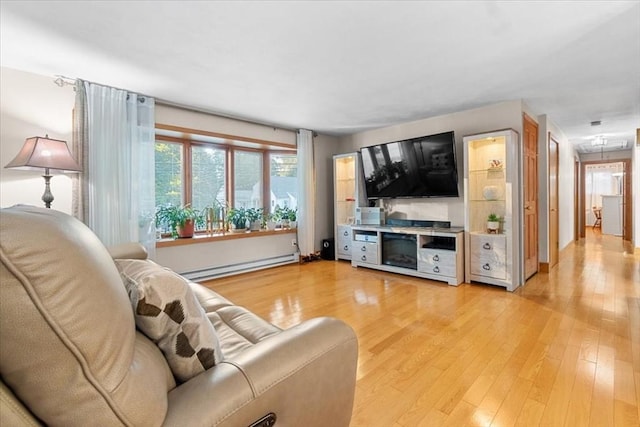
[[289, 221, 297, 229], [176, 220, 195, 238], [487, 221, 500, 233], [230, 226, 247, 234], [249, 220, 261, 231], [266, 220, 276, 230]]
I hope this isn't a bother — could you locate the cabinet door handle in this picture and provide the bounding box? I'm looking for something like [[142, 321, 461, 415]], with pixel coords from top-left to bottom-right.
[[343, 231, 349, 236], [433, 254, 439, 262], [482, 263, 491, 271], [483, 243, 492, 250], [361, 246, 367, 251], [344, 245, 349, 251], [433, 266, 440, 273], [361, 255, 367, 261]]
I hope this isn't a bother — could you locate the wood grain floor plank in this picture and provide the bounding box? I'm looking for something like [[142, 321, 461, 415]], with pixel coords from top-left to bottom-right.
[[201, 230, 639, 426]]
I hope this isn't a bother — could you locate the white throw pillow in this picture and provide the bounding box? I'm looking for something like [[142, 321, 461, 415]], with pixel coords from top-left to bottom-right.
[[115, 259, 223, 382]]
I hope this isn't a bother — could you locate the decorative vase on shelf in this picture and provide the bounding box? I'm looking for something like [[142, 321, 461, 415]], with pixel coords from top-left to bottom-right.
[[482, 185, 502, 201]]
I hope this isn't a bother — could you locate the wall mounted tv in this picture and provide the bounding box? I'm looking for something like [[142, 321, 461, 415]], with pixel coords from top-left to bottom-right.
[[360, 131, 459, 199]]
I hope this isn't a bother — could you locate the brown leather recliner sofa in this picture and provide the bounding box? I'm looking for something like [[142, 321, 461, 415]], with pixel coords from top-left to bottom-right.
[[0, 205, 358, 426]]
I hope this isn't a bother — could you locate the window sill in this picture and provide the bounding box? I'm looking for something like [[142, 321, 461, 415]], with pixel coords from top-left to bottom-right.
[[156, 228, 297, 248]]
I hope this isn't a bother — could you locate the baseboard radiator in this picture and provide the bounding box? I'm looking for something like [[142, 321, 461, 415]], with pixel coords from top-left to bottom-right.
[[181, 253, 299, 282]]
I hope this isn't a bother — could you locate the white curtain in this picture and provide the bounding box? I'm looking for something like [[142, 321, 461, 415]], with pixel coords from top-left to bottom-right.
[[74, 81, 156, 257], [297, 129, 315, 257]]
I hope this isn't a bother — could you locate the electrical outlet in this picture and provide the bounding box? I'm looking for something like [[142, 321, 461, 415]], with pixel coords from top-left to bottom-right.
[[291, 239, 297, 247]]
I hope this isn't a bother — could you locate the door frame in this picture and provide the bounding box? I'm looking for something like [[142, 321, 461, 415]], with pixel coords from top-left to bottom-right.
[[580, 158, 632, 241], [548, 134, 559, 269], [523, 113, 539, 280]]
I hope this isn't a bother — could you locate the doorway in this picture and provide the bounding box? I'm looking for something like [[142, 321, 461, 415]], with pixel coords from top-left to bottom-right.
[[580, 159, 632, 242]]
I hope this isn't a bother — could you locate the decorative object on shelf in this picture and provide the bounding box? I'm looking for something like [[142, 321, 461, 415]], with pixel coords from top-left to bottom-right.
[[205, 201, 225, 234], [4, 135, 82, 208], [227, 207, 249, 233], [155, 204, 204, 239], [482, 185, 502, 201], [487, 213, 500, 234], [488, 159, 503, 170]]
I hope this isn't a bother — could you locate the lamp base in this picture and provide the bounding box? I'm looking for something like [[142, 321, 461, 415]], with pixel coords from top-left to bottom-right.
[[42, 170, 53, 209]]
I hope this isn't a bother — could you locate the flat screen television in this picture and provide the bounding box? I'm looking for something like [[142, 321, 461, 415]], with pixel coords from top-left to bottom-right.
[[360, 131, 459, 199]]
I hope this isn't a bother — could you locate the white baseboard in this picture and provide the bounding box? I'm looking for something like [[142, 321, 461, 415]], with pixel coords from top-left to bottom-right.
[[181, 253, 299, 282]]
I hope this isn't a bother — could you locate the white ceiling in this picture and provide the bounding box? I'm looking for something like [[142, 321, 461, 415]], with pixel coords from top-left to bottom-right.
[[1, 1, 639, 153]]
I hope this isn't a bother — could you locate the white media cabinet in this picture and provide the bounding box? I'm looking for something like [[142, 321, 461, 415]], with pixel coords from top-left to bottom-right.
[[350, 225, 464, 286]]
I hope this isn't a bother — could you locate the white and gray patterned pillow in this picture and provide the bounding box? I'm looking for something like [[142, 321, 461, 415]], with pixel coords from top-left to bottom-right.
[[115, 259, 223, 382]]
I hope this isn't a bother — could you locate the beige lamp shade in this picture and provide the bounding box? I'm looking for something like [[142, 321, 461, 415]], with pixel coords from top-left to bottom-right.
[[4, 135, 81, 172]]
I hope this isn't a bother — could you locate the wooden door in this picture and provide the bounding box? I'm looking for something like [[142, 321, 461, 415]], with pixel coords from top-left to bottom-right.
[[549, 135, 559, 269], [523, 114, 539, 279]]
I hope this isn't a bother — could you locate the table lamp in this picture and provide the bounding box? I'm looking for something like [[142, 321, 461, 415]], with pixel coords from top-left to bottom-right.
[[4, 135, 82, 208]]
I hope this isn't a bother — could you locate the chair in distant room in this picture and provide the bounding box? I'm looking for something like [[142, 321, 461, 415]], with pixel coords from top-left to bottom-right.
[[592, 206, 602, 229]]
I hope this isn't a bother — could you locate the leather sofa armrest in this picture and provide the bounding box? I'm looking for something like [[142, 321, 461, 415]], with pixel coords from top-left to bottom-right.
[[163, 317, 358, 427], [107, 243, 148, 260]]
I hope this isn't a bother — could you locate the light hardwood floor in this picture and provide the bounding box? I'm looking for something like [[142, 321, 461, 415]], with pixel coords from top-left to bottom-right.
[[203, 230, 640, 426]]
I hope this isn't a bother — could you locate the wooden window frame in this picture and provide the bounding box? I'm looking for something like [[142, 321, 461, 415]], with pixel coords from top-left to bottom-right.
[[155, 126, 296, 242]]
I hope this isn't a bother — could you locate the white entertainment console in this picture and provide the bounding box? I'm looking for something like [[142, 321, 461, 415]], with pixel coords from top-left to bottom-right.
[[350, 225, 464, 286]]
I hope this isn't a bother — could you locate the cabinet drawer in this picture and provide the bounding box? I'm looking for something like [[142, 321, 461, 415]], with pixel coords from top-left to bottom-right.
[[469, 234, 506, 279], [337, 225, 352, 240], [337, 238, 351, 256], [417, 249, 456, 277], [336, 226, 352, 256], [352, 242, 378, 265]]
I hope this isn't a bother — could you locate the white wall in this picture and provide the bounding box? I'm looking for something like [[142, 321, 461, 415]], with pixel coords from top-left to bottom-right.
[[635, 129, 639, 250], [314, 133, 340, 247], [156, 233, 297, 276], [0, 67, 75, 213], [156, 104, 297, 145], [537, 114, 574, 262], [339, 100, 524, 227]]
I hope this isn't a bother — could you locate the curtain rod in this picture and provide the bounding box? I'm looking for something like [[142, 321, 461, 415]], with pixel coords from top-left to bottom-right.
[[53, 74, 304, 135]]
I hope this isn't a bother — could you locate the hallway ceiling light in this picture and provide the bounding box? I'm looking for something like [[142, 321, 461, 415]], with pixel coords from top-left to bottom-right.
[[591, 136, 607, 146]]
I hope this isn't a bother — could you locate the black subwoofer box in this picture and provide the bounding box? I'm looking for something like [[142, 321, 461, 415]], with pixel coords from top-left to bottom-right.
[[321, 238, 335, 260]]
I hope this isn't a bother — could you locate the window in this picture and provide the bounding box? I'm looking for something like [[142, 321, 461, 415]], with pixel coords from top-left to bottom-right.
[[155, 142, 183, 207], [269, 153, 298, 213], [233, 150, 262, 208], [192, 145, 226, 211], [154, 126, 297, 237]]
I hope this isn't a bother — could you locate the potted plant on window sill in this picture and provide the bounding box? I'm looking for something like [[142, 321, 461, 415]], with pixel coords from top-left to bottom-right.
[[274, 205, 297, 229], [246, 207, 264, 232], [264, 212, 277, 230], [227, 207, 249, 233], [155, 204, 204, 239], [487, 213, 500, 234]]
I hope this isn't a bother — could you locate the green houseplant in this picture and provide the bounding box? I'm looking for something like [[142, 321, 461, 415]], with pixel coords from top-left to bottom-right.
[[246, 207, 264, 231], [227, 207, 249, 232], [155, 204, 204, 239], [274, 205, 297, 229], [487, 213, 500, 233]]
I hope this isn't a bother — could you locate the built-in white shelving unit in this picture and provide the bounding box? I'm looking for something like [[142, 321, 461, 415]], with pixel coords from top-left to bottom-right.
[[333, 153, 365, 260], [463, 129, 523, 291]]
